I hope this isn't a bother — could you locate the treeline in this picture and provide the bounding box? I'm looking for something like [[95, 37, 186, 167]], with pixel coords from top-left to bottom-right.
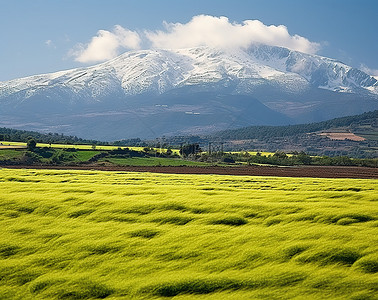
[[0, 127, 106, 145], [213, 110, 378, 140], [244, 152, 378, 168], [113, 138, 148, 147], [199, 151, 377, 168]]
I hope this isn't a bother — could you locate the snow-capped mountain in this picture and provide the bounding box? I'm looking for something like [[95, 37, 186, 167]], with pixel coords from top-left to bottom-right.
[[1, 45, 377, 140]]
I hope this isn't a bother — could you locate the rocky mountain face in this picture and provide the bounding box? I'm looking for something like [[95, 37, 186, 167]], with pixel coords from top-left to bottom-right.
[[1, 45, 377, 140]]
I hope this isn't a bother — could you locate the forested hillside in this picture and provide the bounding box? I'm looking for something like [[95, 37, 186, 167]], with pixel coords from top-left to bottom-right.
[[213, 110, 378, 140], [0, 128, 105, 145]]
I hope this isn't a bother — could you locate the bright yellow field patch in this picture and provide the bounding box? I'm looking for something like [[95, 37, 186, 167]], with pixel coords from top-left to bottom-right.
[[0, 141, 180, 154], [0, 168, 377, 299], [229, 151, 294, 157]]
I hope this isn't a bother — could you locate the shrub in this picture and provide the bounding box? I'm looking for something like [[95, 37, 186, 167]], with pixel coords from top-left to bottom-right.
[[27, 138, 37, 151]]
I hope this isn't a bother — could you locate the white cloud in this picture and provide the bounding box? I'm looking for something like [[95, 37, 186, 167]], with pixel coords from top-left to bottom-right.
[[70, 15, 320, 64], [45, 40, 55, 48], [71, 25, 141, 63], [145, 15, 320, 54]]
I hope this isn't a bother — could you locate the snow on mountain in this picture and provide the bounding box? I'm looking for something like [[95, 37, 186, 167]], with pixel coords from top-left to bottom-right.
[[247, 44, 378, 93], [0, 45, 377, 140], [1, 45, 377, 102]]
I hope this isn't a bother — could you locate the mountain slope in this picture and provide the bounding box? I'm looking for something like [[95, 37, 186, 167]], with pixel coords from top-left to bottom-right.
[[2, 45, 377, 100], [213, 110, 378, 140], [0, 45, 377, 140], [207, 110, 378, 158]]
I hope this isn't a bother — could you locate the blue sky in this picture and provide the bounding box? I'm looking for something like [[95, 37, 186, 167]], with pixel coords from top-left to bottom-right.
[[1, 0, 377, 81]]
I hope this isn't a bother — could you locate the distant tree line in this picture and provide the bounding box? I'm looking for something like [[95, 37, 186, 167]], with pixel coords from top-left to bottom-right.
[[0, 127, 107, 145], [196, 151, 377, 168], [245, 151, 378, 167], [113, 138, 148, 147]]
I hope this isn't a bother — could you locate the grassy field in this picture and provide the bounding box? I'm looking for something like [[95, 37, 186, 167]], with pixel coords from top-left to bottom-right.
[[0, 150, 24, 160], [0, 168, 377, 299]]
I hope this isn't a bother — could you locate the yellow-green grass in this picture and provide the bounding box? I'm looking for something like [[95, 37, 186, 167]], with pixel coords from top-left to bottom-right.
[[0, 141, 180, 153], [0, 141, 27, 150], [0, 168, 377, 299]]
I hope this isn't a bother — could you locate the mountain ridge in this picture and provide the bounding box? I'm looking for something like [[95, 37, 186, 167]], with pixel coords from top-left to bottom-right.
[[2, 45, 376, 98], [1, 44, 377, 140]]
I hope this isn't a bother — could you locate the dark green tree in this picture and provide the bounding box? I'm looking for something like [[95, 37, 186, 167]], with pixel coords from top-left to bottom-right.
[[27, 138, 37, 151], [296, 151, 312, 165], [180, 144, 201, 156]]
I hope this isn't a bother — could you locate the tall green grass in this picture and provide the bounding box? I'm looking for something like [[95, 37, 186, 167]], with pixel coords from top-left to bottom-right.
[[0, 150, 24, 160], [0, 168, 377, 299]]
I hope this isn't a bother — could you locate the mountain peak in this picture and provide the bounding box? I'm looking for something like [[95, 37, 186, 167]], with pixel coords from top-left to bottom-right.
[[2, 45, 377, 99], [0, 45, 377, 140]]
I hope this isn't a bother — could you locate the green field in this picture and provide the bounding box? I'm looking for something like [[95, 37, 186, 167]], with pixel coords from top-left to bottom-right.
[[0, 150, 24, 160], [0, 168, 377, 299]]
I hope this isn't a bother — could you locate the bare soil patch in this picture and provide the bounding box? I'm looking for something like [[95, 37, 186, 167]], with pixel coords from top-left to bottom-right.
[[319, 132, 365, 141]]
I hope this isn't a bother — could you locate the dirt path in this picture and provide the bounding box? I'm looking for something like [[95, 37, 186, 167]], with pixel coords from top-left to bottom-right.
[[1, 164, 377, 179]]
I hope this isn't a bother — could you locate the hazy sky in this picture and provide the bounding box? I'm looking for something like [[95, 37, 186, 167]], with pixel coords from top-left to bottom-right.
[[1, 0, 377, 81]]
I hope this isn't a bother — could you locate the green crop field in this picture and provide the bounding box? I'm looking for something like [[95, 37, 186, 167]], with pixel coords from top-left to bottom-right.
[[0, 168, 377, 299]]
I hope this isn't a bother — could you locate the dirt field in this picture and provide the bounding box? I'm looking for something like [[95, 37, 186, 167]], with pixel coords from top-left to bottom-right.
[[318, 132, 365, 141], [1, 164, 377, 179]]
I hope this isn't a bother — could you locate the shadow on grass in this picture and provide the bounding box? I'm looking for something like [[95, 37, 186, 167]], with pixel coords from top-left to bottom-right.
[[296, 247, 361, 266], [129, 228, 160, 239], [30, 276, 113, 299], [353, 256, 378, 273], [141, 272, 306, 297], [152, 216, 194, 225]]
